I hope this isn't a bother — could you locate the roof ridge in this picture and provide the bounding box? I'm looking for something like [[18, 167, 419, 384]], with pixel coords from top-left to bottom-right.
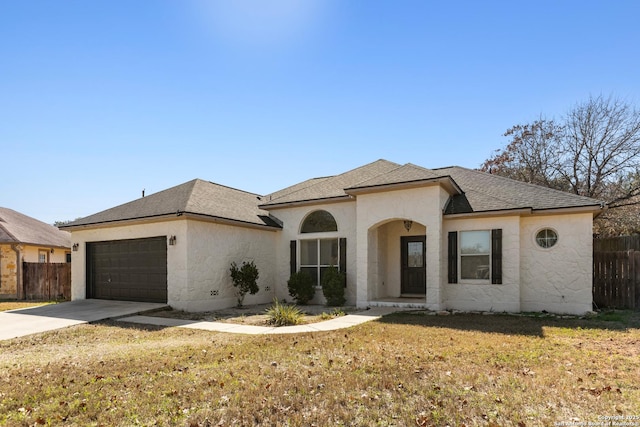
[[194, 178, 263, 198], [265, 159, 400, 204], [348, 163, 406, 188]]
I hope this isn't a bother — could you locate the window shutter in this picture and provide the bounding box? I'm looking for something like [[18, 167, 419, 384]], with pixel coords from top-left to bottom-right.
[[491, 229, 502, 284], [448, 231, 458, 283], [339, 238, 347, 287], [290, 240, 297, 275]]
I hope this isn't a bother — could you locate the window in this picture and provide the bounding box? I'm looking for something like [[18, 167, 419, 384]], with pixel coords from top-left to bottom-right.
[[301, 210, 338, 233], [536, 228, 558, 248], [38, 250, 48, 263], [460, 230, 490, 280], [448, 229, 502, 284], [300, 239, 339, 286]]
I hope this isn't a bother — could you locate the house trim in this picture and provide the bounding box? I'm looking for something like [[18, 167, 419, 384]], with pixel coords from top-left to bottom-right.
[[61, 212, 282, 232], [444, 204, 602, 220]]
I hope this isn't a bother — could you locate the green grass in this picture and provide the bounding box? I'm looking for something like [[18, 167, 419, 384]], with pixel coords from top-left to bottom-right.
[[0, 312, 638, 426]]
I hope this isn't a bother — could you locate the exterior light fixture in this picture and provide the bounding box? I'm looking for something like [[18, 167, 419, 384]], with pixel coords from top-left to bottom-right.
[[72, 243, 79, 251], [403, 220, 413, 232], [169, 235, 177, 246]]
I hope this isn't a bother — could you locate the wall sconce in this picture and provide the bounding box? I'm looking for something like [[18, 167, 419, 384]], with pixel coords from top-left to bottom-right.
[[50, 248, 55, 254], [72, 243, 79, 251], [403, 220, 413, 232], [169, 235, 177, 246]]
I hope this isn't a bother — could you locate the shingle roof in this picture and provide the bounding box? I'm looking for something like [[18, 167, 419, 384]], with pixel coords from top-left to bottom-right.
[[260, 159, 401, 207], [262, 161, 602, 214], [63, 179, 281, 229], [436, 166, 602, 214], [0, 208, 71, 248], [63, 160, 603, 230]]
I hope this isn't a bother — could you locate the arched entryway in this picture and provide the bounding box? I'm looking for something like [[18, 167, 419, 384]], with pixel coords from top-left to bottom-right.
[[366, 218, 427, 304]]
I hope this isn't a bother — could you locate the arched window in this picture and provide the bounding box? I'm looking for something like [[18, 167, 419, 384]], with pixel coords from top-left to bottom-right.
[[301, 210, 338, 233]]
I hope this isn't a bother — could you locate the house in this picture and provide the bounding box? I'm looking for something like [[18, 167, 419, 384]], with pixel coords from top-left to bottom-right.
[[61, 160, 603, 315], [0, 207, 72, 299]]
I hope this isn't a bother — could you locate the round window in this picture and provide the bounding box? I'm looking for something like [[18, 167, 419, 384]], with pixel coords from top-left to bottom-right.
[[535, 228, 558, 248]]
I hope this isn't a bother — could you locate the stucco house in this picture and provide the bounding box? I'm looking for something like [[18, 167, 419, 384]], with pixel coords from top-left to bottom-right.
[[0, 207, 72, 299], [62, 159, 603, 315]]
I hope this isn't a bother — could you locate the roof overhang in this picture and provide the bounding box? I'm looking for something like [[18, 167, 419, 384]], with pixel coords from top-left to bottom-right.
[[61, 212, 282, 232], [444, 204, 604, 220], [344, 176, 462, 196]]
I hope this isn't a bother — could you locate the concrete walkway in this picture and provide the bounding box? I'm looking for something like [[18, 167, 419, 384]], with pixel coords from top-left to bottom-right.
[[117, 306, 400, 335], [0, 300, 168, 341]]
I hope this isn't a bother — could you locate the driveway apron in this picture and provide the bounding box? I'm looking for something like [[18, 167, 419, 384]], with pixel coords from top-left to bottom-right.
[[0, 300, 167, 341]]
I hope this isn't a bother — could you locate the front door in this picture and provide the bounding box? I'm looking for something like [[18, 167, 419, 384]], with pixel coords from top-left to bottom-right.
[[401, 235, 426, 295]]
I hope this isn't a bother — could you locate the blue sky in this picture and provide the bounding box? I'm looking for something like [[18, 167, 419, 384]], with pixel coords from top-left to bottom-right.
[[1, 1, 639, 225]]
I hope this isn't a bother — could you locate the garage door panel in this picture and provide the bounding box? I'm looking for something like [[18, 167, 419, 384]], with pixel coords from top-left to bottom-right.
[[87, 236, 167, 303]]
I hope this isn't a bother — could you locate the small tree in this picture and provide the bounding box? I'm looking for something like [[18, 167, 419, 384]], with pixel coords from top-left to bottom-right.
[[287, 271, 315, 305], [229, 261, 259, 307], [321, 266, 346, 307]]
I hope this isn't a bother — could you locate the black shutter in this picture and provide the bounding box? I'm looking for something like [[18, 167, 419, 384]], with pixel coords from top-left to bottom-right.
[[491, 229, 502, 284], [290, 240, 297, 275], [339, 238, 347, 287], [448, 231, 458, 283]]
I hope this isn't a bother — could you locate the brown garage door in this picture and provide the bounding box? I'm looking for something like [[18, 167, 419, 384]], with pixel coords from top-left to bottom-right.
[[86, 236, 167, 303]]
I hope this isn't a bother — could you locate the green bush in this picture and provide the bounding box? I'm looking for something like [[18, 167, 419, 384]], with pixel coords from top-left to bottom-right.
[[321, 266, 346, 307], [287, 271, 316, 305], [229, 261, 259, 307], [265, 299, 304, 326]]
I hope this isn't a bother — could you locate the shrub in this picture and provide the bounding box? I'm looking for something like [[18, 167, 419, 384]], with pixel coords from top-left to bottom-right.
[[229, 261, 259, 307], [321, 266, 346, 307], [265, 299, 304, 326], [287, 271, 316, 305]]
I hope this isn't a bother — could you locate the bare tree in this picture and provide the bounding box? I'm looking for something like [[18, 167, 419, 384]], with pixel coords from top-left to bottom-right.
[[482, 95, 640, 236]]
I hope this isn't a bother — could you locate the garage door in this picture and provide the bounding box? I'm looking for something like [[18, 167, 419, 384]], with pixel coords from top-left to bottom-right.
[[86, 236, 167, 303]]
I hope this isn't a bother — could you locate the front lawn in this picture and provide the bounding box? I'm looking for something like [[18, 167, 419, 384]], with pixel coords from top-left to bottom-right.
[[0, 311, 638, 426]]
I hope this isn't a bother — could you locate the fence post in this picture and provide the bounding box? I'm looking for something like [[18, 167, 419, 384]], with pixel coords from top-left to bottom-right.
[[634, 252, 640, 310]]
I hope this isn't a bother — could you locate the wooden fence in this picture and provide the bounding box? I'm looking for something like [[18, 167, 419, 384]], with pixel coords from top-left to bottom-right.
[[593, 236, 640, 310], [22, 262, 71, 301]]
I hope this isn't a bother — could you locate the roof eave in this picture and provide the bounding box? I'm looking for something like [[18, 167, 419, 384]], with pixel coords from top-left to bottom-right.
[[61, 212, 281, 232], [444, 204, 603, 219]]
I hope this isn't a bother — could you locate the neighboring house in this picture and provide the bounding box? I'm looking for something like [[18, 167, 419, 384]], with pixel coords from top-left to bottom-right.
[[61, 160, 603, 315], [0, 207, 72, 299]]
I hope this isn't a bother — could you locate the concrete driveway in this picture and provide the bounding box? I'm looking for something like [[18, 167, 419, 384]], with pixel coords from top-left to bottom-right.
[[0, 299, 168, 341]]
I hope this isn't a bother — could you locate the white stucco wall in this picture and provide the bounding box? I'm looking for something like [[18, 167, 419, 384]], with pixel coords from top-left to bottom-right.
[[268, 201, 357, 305], [179, 220, 277, 312], [355, 185, 450, 310], [519, 213, 593, 315], [69, 218, 278, 312], [71, 219, 276, 311], [443, 216, 521, 313]]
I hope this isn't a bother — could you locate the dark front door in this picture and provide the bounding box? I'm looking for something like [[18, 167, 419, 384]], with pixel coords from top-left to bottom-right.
[[86, 236, 167, 303], [401, 235, 426, 295]]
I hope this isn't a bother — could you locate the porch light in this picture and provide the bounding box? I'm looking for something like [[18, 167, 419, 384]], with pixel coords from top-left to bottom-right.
[[169, 235, 177, 246], [72, 243, 79, 251], [403, 220, 413, 232]]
